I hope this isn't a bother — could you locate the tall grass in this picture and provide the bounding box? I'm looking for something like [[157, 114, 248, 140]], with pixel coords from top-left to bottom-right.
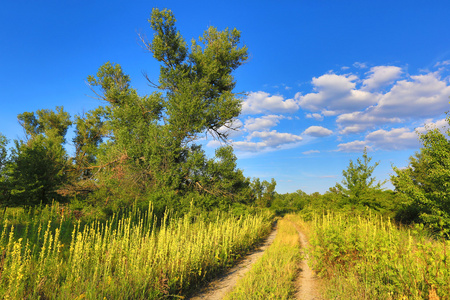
[[224, 216, 301, 300], [0, 203, 273, 299], [306, 212, 450, 299]]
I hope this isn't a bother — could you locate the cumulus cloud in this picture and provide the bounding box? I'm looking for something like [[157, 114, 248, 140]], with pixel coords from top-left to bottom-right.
[[303, 126, 333, 137], [244, 115, 284, 131], [335, 71, 450, 134], [339, 118, 448, 151], [305, 113, 324, 121], [241, 91, 299, 115], [337, 111, 402, 134], [337, 140, 370, 152], [214, 64, 450, 155], [365, 128, 420, 150], [297, 73, 379, 114], [362, 66, 402, 91], [232, 141, 267, 152], [233, 130, 303, 152], [250, 131, 303, 147], [372, 72, 450, 119]]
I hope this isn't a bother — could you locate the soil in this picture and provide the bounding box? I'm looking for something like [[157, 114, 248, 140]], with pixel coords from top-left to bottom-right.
[[293, 224, 322, 300], [188, 225, 278, 300], [188, 221, 321, 300]]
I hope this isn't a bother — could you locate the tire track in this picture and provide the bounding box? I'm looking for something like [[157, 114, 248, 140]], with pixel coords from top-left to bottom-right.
[[188, 225, 278, 300], [291, 222, 321, 300]]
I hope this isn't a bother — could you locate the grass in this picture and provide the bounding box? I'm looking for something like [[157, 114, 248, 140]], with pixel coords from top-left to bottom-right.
[[0, 203, 273, 299], [304, 211, 450, 300], [224, 216, 301, 300]]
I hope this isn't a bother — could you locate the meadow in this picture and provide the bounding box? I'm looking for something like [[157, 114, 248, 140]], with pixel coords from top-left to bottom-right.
[[305, 212, 450, 299], [0, 204, 273, 299]]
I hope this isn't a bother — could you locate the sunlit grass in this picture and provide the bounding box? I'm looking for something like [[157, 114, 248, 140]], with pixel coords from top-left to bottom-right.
[[224, 216, 301, 300], [305, 212, 450, 299], [0, 204, 273, 299]]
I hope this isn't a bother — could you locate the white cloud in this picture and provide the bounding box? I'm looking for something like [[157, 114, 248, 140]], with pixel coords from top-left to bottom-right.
[[306, 113, 324, 121], [216, 118, 244, 138], [303, 126, 333, 137], [339, 118, 449, 152], [337, 111, 402, 134], [234, 64, 450, 155], [233, 130, 303, 152], [249, 130, 303, 147], [365, 128, 420, 150], [416, 118, 450, 135], [372, 72, 450, 119], [362, 66, 402, 91], [232, 141, 267, 152], [241, 91, 299, 115], [337, 140, 370, 152], [303, 150, 320, 155], [244, 115, 284, 131], [298, 73, 379, 114], [335, 71, 450, 134]]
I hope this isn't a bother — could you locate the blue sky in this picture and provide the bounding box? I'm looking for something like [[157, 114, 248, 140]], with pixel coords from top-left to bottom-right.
[[1, 0, 450, 194]]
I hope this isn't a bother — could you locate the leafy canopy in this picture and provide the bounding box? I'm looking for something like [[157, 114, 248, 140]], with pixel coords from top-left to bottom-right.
[[336, 148, 384, 205], [392, 115, 450, 235]]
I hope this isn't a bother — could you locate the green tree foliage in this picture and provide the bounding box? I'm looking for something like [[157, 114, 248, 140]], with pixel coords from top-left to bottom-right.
[[335, 148, 385, 209], [271, 189, 307, 214], [6, 107, 72, 207], [392, 116, 450, 234], [65, 8, 250, 211], [251, 178, 276, 207], [1, 9, 254, 214]]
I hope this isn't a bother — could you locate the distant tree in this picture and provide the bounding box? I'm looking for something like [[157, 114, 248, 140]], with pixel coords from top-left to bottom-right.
[[251, 178, 263, 205], [336, 148, 384, 207], [6, 107, 72, 207], [251, 178, 276, 207], [392, 116, 450, 234], [261, 178, 276, 207]]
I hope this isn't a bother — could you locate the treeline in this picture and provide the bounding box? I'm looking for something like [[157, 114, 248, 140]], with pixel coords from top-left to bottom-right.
[[273, 115, 450, 237], [0, 8, 276, 218], [272, 148, 403, 218]]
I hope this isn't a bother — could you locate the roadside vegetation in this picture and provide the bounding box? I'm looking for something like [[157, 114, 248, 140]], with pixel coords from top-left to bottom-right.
[[305, 212, 450, 299], [0, 204, 273, 299]]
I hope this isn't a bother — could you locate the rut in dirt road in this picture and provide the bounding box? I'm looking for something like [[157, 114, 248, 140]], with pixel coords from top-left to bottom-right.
[[188, 226, 278, 300], [293, 224, 321, 300]]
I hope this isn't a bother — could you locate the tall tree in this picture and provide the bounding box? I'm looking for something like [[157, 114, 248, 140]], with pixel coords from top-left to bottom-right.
[[70, 8, 249, 209], [392, 117, 450, 234]]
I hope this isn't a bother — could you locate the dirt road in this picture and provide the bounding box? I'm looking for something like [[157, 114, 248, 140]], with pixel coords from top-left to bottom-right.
[[293, 225, 321, 300], [189, 220, 320, 300], [188, 226, 278, 300]]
